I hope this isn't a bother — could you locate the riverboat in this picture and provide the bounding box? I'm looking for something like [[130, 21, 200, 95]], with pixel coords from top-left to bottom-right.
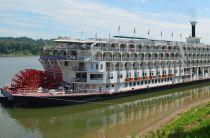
[[2, 21, 210, 107]]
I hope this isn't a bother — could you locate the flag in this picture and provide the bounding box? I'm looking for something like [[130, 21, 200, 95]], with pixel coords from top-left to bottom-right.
[[180, 33, 182, 38], [161, 30, 163, 37], [148, 29, 150, 35], [109, 33, 110, 39], [171, 32, 174, 37], [134, 28, 136, 34], [118, 25, 121, 33]]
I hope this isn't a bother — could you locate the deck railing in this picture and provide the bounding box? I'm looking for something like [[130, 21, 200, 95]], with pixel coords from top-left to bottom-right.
[[40, 55, 209, 64], [74, 78, 87, 82]]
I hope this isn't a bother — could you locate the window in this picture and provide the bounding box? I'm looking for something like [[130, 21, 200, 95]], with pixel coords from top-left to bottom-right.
[[125, 83, 128, 87], [90, 74, 103, 80], [91, 63, 93, 69], [65, 61, 68, 66], [96, 64, 99, 70], [144, 72, 147, 77], [163, 70, 166, 74], [135, 72, 139, 78], [149, 71, 153, 76], [118, 73, 123, 79], [126, 73, 129, 78], [111, 73, 113, 79], [101, 64, 103, 70], [107, 74, 110, 79]]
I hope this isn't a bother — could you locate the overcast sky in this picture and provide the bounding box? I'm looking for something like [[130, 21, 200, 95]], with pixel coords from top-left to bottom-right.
[[0, 0, 210, 42]]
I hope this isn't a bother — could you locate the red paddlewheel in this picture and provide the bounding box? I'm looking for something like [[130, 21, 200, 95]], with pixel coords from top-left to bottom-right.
[[44, 72, 63, 89], [11, 69, 46, 91], [11, 69, 63, 91]]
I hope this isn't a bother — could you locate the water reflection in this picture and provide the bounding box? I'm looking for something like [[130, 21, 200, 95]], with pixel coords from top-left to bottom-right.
[[1, 85, 210, 138]]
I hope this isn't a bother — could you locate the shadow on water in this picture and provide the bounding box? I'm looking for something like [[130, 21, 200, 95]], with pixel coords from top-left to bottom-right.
[[1, 82, 210, 138]]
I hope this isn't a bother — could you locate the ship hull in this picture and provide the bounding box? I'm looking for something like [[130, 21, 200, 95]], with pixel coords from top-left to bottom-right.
[[1, 78, 210, 108]]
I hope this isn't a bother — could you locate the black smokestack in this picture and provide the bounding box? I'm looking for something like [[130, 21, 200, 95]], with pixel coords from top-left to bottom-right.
[[191, 21, 197, 37]]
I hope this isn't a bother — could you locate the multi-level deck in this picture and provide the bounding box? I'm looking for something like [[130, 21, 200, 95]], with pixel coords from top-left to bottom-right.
[[40, 33, 210, 94]]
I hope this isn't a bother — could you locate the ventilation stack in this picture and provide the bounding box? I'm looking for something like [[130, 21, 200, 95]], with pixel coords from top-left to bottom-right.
[[191, 21, 197, 37], [187, 21, 200, 44]]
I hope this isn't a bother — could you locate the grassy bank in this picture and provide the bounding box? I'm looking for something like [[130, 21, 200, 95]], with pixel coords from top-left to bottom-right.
[[142, 103, 210, 138]]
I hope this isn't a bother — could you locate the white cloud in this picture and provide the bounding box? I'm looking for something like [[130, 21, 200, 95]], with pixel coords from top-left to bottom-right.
[[0, 0, 210, 43], [0, 28, 33, 37]]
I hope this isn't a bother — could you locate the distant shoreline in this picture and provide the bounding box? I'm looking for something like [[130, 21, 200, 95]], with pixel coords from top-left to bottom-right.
[[0, 54, 39, 57], [0, 37, 55, 58]]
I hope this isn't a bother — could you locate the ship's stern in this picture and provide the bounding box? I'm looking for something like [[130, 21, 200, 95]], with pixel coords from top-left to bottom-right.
[[0, 87, 14, 101]]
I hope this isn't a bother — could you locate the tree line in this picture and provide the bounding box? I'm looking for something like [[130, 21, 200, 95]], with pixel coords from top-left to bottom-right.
[[0, 37, 55, 56]]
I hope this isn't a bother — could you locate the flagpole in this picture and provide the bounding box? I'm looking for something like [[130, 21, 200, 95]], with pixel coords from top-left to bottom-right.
[[95, 32, 98, 38], [118, 25, 121, 37], [180, 33, 183, 42], [118, 25, 121, 51], [147, 28, 150, 39], [118, 25, 121, 41], [171, 32, 174, 42], [134, 27, 136, 38], [109, 33, 111, 44]]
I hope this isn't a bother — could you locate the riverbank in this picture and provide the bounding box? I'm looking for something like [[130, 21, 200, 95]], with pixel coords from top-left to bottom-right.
[[139, 99, 210, 138]]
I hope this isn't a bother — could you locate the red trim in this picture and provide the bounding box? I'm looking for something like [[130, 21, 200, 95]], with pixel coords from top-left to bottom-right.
[[138, 77, 142, 80]]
